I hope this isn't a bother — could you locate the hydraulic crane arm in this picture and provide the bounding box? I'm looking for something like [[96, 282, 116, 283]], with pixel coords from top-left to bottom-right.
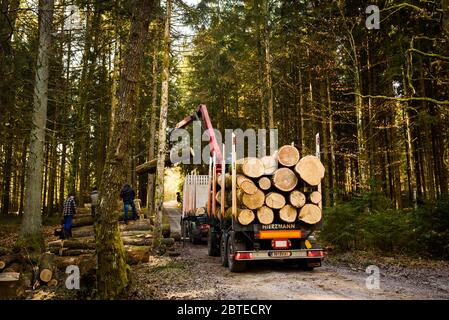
[[175, 104, 223, 167]]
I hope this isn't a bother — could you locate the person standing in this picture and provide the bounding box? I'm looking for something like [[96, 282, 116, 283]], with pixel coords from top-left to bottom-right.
[[62, 192, 77, 238], [90, 187, 99, 218], [120, 183, 138, 224]]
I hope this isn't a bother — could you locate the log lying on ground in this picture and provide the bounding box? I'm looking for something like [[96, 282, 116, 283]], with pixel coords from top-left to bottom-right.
[[54, 255, 96, 270], [258, 177, 271, 191], [298, 204, 322, 224], [125, 246, 150, 265], [310, 191, 322, 204], [72, 216, 94, 228], [49, 248, 95, 256], [48, 239, 96, 250], [265, 192, 286, 209], [294, 155, 325, 186], [279, 204, 298, 223], [3, 263, 23, 273], [121, 236, 152, 246], [261, 155, 277, 175], [48, 279, 58, 287], [289, 190, 306, 208], [257, 206, 274, 225], [237, 209, 255, 226], [0, 253, 23, 271], [0, 272, 20, 298], [238, 188, 265, 210], [277, 145, 300, 167], [236, 157, 264, 178], [38, 252, 55, 283], [72, 220, 153, 238], [272, 167, 298, 192], [120, 230, 152, 237]]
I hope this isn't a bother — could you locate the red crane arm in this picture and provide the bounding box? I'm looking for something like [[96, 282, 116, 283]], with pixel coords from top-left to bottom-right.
[[175, 104, 223, 167]]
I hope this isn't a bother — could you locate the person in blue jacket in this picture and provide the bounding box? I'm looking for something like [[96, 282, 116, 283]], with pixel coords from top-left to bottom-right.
[[120, 183, 138, 224]]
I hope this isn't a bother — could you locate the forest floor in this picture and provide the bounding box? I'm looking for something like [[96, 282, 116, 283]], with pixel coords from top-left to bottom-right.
[[2, 208, 449, 300]]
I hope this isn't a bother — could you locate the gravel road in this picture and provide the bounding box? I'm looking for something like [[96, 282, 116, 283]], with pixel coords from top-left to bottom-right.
[[128, 205, 449, 300]]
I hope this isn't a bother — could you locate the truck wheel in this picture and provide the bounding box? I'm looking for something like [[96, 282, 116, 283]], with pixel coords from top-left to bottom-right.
[[227, 237, 246, 272], [207, 229, 220, 256], [220, 234, 228, 267]]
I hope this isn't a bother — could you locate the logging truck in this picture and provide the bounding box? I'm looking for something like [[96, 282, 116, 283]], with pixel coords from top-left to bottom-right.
[[177, 105, 324, 272]]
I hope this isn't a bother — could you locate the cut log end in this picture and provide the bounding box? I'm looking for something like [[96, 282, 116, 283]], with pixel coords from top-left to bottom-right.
[[237, 209, 255, 226], [258, 177, 271, 191], [290, 190, 306, 208], [277, 145, 300, 167], [265, 192, 286, 209], [294, 155, 325, 186], [279, 204, 297, 223], [241, 189, 265, 210], [298, 204, 322, 225], [272, 167, 298, 192], [257, 206, 274, 225], [39, 269, 53, 283], [310, 191, 322, 204]]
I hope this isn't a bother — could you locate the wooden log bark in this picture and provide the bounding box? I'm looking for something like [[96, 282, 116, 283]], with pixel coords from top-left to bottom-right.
[[237, 209, 255, 226], [257, 206, 274, 225], [49, 248, 95, 256], [265, 192, 286, 209], [289, 190, 306, 208], [294, 155, 325, 186], [298, 204, 322, 224], [122, 236, 152, 246], [3, 263, 23, 273], [38, 252, 55, 282], [48, 239, 96, 250], [258, 177, 271, 190], [272, 167, 298, 192], [236, 157, 265, 178], [72, 216, 94, 228], [310, 191, 322, 204], [279, 204, 297, 223], [277, 145, 300, 167], [0, 253, 23, 271], [238, 188, 265, 210], [261, 155, 277, 175], [125, 245, 150, 265]]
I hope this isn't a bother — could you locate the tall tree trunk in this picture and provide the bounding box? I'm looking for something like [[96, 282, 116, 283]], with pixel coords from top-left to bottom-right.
[[146, 29, 160, 214], [153, 0, 171, 248], [262, 0, 274, 129], [95, 0, 153, 298], [1, 135, 13, 215], [326, 77, 336, 205], [18, 0, 54, 252]]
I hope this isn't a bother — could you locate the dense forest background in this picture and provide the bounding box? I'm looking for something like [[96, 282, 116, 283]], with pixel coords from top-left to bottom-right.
[[0, 0, 448, 259]]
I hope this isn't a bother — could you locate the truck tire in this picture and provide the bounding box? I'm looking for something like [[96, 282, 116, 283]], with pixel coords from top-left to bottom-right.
[[227, 236, 246, 272], [220, 234, 228, 267], [207, 229, 220, 256]]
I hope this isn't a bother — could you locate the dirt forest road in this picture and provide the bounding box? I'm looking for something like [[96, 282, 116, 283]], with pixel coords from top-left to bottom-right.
[[130, 204, 449, 300]]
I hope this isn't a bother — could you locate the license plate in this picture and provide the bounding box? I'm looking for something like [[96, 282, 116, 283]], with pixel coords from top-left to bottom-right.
[[268, 251, 292, 257]]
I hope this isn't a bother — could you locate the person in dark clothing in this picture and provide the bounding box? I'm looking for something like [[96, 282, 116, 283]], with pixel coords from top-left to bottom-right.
[[62, 192, 77, 238], [120, 183, 138, 224], [176, 192, 181, 204]]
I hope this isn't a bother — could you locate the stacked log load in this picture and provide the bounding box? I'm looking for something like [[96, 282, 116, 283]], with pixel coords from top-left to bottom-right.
[[217, 145, 325, 226]]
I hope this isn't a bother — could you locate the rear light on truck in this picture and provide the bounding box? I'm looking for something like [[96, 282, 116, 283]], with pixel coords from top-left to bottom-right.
[[307, 250, 324, 257], [234, 252, 253, 260], [258, 230, 301, 239], [271, 239, 291, 249]]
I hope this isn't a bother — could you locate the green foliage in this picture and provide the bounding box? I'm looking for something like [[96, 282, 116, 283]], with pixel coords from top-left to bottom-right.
[[321, 193, 449, 259]]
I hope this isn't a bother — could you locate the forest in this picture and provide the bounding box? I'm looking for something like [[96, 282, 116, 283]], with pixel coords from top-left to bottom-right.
[[0, 0, 448, 299]]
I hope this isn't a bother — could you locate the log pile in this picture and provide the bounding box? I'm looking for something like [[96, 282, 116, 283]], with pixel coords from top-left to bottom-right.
[[218, 145, 325, 226]]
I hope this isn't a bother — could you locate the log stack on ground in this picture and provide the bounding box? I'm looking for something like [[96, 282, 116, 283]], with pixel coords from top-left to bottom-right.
[[216, 144, 325, 226]]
